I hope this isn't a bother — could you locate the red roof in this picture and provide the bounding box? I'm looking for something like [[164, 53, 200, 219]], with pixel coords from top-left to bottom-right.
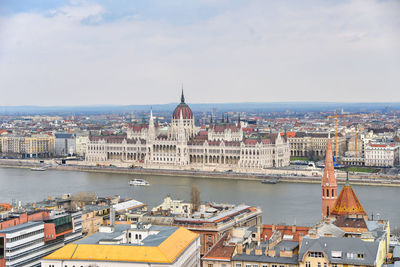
[[173, 102, 193, 119], [285, 132, 297, 138], [202, 232, 235, 261], [244, 139, 258, 145], [261, 224, 309, 242], [370, 144, 387, 147], [331, 184, 366, 216], [210, 124, 240, 133], [130, 124, 148, 132]]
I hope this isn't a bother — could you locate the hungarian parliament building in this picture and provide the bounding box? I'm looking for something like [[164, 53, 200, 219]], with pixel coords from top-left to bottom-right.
[[86, 92, 290, 170]]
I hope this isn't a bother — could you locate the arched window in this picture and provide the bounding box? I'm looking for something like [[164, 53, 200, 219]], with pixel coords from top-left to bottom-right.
[[326, 189, 329, 197], [326, 206, 330, 217], [332, 189, 334, 197]]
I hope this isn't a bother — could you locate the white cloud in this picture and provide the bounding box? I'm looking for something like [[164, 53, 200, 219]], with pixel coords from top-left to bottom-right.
[[0, 0, 399, 106]]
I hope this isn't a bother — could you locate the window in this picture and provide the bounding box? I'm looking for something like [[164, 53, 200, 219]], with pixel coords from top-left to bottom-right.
[[332, 264, 337, 267], [262, 265, 268, 267], [309, 251, 324, 258], [318, 263, 321, 267], [208, 264, 213, 267], [331, 251, 342, 259], [246, 264, 251, 267], [0, 237, 4, 259], [254, 265, 259, 267], [305, 262, 311, 267], [324, 263, 327, 267], [236, 264, 242, 267], [272, 265, 277, 267], [357, 253, 364, 259]]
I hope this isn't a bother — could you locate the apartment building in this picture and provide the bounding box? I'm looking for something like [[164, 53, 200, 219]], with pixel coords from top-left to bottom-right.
[[365, 143, 399, 167]]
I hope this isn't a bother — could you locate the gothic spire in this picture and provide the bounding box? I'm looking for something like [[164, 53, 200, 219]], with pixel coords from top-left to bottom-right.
[[181, 86, 185, 103], [237, 113, 241, 127]]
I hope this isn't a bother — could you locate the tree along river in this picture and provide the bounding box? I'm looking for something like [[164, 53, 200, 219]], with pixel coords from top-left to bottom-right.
[[0, 167, 399, 229]]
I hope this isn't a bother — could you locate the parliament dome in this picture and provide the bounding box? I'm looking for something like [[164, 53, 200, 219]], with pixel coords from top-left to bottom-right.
[[172, 90, 193, 120]]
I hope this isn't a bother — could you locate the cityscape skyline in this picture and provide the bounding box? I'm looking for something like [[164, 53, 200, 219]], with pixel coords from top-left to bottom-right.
[[1, 0, 400, 106]]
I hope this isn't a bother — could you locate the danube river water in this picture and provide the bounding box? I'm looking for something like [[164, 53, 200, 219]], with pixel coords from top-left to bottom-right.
[[0, 167, 399, 229]]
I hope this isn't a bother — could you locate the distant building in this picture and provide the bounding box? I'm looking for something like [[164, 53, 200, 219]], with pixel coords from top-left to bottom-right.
[[0, 134, 55, 158], [364, 143, 399, 167], [74, 134, 89, 157], [86, 92, 290, 170], [54, 133, 75, 156], [286, 132, 346, 160], [41, 224, 200, 267]]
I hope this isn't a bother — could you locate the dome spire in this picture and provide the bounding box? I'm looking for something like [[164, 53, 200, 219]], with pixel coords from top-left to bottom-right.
[[181, 85, 185, 103]]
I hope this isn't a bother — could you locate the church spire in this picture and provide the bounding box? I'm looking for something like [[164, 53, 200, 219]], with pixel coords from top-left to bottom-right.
[[321, 136, 338, 219], [181, 86, 185, 103]]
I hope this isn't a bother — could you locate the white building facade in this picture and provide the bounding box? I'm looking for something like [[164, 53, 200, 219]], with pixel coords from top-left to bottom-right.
[[365, 143, 399, 167], [85, 92, 290, 170]]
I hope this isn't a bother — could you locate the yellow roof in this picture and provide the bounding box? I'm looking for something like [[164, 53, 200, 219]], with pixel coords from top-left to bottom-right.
[[43, 227, 199, 264]]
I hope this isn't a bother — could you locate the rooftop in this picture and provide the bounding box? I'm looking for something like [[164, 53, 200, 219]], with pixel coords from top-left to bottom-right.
[[43, 225, 199, 264], [0, 221, 43, 234], [299, 237, 379, 266]]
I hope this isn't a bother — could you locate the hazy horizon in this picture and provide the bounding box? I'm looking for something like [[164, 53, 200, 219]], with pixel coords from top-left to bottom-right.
[[1, 100, 400, 108]]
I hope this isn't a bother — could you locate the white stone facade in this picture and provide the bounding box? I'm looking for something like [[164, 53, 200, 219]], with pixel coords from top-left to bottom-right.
[[365, 143, 399, 167], [86, 94, 290, 170]]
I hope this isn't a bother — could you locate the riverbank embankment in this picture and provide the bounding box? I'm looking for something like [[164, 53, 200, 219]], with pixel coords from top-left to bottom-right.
[[1, 159, 399, 187]]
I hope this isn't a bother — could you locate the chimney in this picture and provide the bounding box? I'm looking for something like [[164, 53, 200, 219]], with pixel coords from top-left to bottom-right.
[[200, 213, 205, 219], [237, 243, 243, 254], [292, 225, 296, 233], [268, 249, 276, 257], [255, 247, 262, 255], [309, 230, 317, 238], [272, 225, 276, 231], [299, 233, 304, 247], [110, 207, 116, 226], [245, 247, 252, 255]]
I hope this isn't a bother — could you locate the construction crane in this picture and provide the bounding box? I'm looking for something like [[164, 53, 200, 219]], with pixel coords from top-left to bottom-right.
[[326, 111, 376, 158]]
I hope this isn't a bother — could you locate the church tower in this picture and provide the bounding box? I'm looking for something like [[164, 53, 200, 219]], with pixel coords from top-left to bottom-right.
[[321, 134, 337, 218]]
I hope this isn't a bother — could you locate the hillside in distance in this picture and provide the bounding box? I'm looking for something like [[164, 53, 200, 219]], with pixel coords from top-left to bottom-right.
[[0, 102, 399, 115]]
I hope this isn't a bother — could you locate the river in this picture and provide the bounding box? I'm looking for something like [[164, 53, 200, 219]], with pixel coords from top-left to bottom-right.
[[0, 167, 399, 229]]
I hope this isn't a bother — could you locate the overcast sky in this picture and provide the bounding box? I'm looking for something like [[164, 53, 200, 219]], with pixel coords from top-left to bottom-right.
[[0, 0, 399, 106]]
